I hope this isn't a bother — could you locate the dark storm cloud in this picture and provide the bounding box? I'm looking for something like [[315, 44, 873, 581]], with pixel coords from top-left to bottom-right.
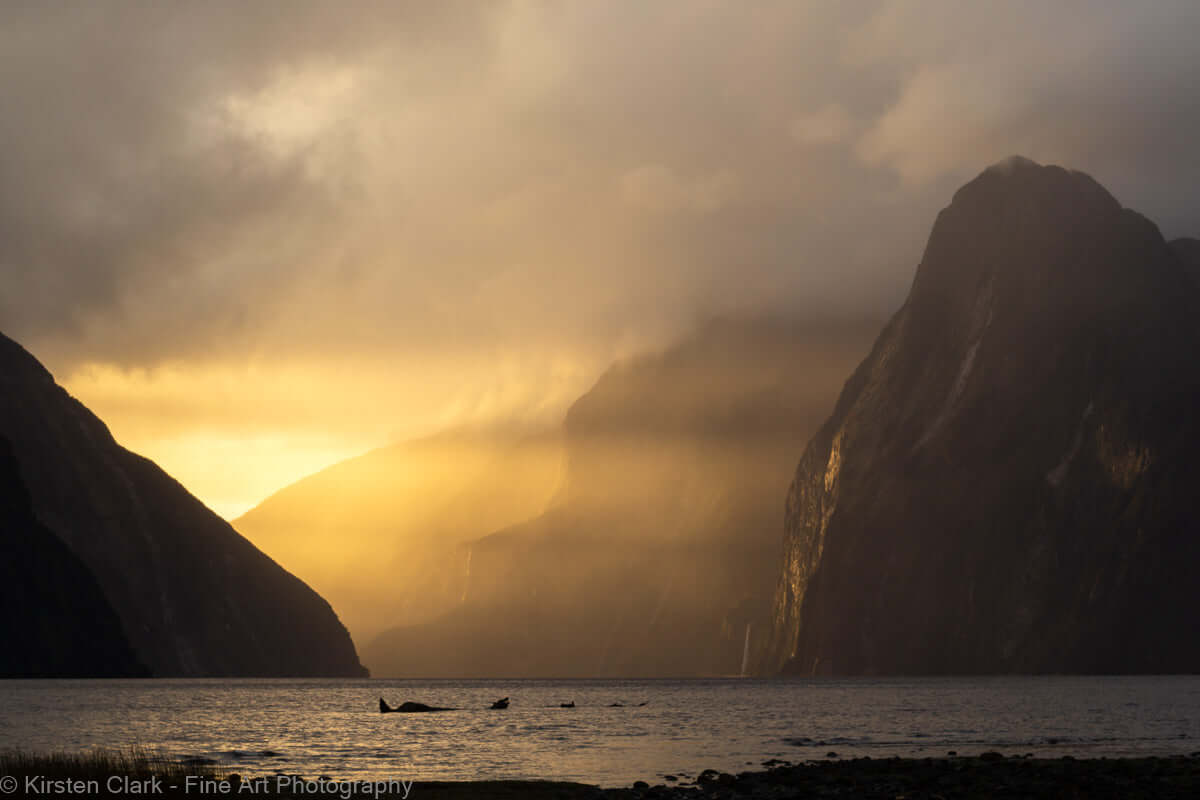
[[2, 1, 1198, 373], [0, 0, 487, 362]]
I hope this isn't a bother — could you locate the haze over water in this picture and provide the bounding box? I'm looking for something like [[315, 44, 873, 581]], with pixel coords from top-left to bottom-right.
[[3, 677, 1197, 787]]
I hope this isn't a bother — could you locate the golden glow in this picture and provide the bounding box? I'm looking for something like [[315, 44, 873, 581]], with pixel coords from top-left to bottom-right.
[[234, 430, 564, 643], [60, 354, 593, 521], [112, 433, 367, 521]]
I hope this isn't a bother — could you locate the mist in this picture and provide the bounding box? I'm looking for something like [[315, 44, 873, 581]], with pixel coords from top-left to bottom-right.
[[258, 316, 879, 675], [3, 2, 1199, 515], [234, 427, 565, 643]]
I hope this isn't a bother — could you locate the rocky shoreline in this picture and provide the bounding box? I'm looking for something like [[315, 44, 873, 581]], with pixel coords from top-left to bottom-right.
[[413, 754, 1200, 798], [7, 750, 1200, 798], [587, 754, 1200, 800]]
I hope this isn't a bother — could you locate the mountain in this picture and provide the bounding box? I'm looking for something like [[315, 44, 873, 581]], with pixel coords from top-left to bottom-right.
[[763, 157, 1200, 675], [0, 332, 366, 677], [1, 435, 147, 678], [1171, 237, 1200, 286], [234, 428, 563, 645], [363, 316, 880, 677]]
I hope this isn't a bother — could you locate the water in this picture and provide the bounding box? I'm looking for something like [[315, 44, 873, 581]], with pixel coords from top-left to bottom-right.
[[1, 677, 1198, 787]]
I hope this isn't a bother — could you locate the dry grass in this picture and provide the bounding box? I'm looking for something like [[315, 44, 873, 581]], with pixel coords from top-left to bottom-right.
[[0, 745, 224, 782], [0, 748, 587, 798]]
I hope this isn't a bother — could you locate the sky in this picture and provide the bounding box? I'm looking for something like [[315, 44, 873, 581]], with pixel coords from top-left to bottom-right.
[[3, 1, 1199, 519]]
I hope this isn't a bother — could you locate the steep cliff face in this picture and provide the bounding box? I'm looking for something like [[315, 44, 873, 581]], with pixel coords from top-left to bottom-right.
[[235, 429, 562, 645], [0, 332, 366, 677], [1, 436, 147, 677], [765, 157, 1200, 675], [364, 317, 879, 677]]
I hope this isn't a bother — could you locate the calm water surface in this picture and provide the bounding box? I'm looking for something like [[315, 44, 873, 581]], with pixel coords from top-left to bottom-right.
[[1, 677, 1197, 787]]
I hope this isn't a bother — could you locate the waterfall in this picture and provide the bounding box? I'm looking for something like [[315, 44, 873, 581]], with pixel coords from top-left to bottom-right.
[[459, 545, 473, 604], [739, 623, 753, 677]]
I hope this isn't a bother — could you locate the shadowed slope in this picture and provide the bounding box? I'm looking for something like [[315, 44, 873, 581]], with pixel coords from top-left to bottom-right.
[[0, 436, 147, 677], [0, 332, 365, 677], [765, 158, 1200, 675], [1171, 237, 1200, 286]]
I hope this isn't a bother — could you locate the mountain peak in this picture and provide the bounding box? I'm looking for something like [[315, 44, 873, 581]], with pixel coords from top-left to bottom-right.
[[906, 156, 1169, 350], [984, 154, 1041, 173], [0, 331, 54, 385], [950, 156, 1120, 213], [765, 161, 1200, 676]]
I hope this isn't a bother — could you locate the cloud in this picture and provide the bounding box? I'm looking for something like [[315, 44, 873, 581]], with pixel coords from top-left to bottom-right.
[[7, 2, 1200, 373], [849, 0, 1200, 201], [791, 105, 855, 147], [2, 1, 1199, 510], [0, 1, 489, 362], [620, 165, 741, 214]]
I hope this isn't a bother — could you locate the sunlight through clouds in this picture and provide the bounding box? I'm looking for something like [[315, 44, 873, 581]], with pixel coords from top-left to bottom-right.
[[3, 1, 1198, 513]]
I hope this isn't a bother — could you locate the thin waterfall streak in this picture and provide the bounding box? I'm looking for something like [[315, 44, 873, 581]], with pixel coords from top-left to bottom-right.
[[460, 546, 473, 604], [740, 623, 753, 677]]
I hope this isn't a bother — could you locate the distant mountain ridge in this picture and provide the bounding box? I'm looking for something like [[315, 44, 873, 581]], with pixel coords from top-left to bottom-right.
[[764, 157, 1200, 675], [234, 427, 563, 646], [363, 316, 880, 677], [0, 332, 366, 677]]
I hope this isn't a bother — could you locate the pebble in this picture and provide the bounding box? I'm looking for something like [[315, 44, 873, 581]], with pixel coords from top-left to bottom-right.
[[594, 755, 1200, 799]]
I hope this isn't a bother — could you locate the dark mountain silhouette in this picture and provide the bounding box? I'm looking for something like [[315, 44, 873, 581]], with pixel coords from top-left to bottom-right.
[[363, 316, 880, 677], [763, 157, 1200, 675], [1, 436, 147, 677], [1171, 237, 1200, 286], [0, 332, 366, 677], [234, 428, 563, 646]]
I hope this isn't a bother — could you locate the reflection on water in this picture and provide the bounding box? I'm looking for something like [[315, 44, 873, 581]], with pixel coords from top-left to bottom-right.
[[1, 677, 1198, 787]]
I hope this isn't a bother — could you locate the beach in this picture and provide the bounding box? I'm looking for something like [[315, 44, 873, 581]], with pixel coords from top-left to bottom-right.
[[6, 752, 1200, 799]]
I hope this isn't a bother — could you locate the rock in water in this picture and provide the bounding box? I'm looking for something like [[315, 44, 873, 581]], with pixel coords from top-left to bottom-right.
[[0, 332, 367, 677], [764, 157, 1200, 675]]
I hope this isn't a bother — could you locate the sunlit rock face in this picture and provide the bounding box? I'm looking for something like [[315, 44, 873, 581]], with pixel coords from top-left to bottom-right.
[[764, 158, 1200, 675], [363, 317, 879, 677], [0, 333, 366, 677]]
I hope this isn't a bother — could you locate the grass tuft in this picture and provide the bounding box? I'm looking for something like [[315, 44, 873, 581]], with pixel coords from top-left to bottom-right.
[[0, 746, 226, 794]]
